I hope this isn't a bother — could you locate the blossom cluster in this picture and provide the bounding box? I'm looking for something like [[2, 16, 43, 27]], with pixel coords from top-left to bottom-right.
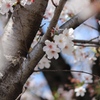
[[74, 74, 93, 97], [33, 28, 74, 70], [34, 55, 51, 70], [43, 28, 74, 60], [33, 27, 98, 97], [0, 0, 34, 15], [28, 16, 97, 98], [34, 27, 97, 71]]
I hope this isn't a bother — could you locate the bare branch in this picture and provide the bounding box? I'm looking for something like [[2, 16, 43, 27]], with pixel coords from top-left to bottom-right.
[[34, 69, 100, 79], [73, 39, 100, 46], [74, 44, 98, 47], [83, 23, 98, 31], [51, 0, 58, 8], [89, 36, 99, 41], [59, 2, 99, 30]]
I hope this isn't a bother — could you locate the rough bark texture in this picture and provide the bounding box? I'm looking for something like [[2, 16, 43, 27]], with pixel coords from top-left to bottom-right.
[[0, 0, 48, 100]]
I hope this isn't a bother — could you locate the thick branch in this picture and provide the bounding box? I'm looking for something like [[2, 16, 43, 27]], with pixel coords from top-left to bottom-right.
[[20, 0, 67, 85], [60, 2, 98, 29]]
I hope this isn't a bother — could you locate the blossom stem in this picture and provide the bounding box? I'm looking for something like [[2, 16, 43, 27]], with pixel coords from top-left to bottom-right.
[[51, 0, 58, 8]]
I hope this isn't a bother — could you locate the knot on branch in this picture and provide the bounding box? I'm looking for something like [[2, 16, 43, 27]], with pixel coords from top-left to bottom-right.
[[4, 55, 24, 66]]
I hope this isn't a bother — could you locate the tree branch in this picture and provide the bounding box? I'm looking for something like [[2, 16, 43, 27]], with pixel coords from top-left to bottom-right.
[[34, 69, 100, 79], [51, 0, 58, 8], [73, 39, 100, 46], [20, 0, 67, 85], [59, 2, 99, 30]]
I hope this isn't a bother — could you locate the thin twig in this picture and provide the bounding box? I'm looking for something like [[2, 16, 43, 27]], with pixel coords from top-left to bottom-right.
[[83, 23, 98, 31], [73, 39, 100, 46], [89, 36, 99, 42], [40, 23, 46, 28], [74, 44, 99, 47], [15, 86, 27, 100], [34, 69, 100, 79], [51, 0, 58, 8]]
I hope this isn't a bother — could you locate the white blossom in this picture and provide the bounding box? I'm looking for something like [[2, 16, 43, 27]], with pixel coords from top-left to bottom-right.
[[63, 28, 74, 40], [73, 47, 85, 62], [21, 0, 34, 6], [53, 34, 67, 49], [62, 39, 74, 55], [45, 50, 60, 59], [0, 0, 34, 15], [82, 74, 93, 83], [43, 40, 60, 59], [75, 86, 86, 97], [0, 1, 13, 15], [35, 55, 51, 69]]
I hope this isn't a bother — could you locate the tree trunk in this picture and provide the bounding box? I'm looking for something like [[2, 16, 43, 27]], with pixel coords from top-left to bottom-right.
[[0, 0, 48, 100]]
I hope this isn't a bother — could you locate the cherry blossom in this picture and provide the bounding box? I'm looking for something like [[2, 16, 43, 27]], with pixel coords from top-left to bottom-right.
[[53, 28, 74, 55], [63, 28, 74, 40], [82, 74, 93, 83], [45, 50, 60, 59], [0, 0, 14, 15], [73, 47, 85, 62], [53, 34, 67, 49], [62, 39, 74, 55], [0, 0, 34, 15], [75, 86, 86, 97], [34, 55, 51, 70], [43, 40, 60, 59], [21, 0, 34, 6]]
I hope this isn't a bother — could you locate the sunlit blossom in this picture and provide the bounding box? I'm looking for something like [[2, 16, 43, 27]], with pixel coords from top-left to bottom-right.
[[62, 39, 74, 55], [0, 0, 34, 15], [63, 28, 74, 39], [43, 40, 60, 59], [82, 74, 93, 83], [21, 0, 34, 6], [0, 1, 13, 15], [35, 55, 51, 70], [75, 86, 86, 97], [54, 34, 67, 49]]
